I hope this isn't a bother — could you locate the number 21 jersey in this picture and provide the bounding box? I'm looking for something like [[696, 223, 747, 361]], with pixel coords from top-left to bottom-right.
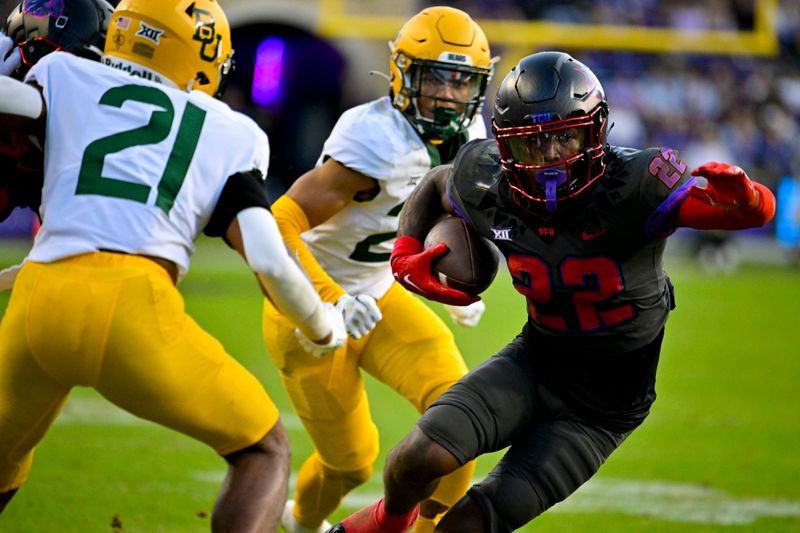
[[24, 52, 270, 280]]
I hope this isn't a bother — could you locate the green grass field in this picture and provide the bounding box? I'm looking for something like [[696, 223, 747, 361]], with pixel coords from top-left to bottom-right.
[[1, 236, 799, 532]]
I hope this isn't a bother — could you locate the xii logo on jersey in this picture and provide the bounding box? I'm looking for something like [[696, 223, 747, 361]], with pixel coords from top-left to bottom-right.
[[490, 226, 513, 241], [192, 8, 222, 62]]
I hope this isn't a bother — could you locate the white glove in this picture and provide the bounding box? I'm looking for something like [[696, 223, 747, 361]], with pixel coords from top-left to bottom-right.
[[444, 300, 485, 328], [335, 294, 383, 339], [295, 302, 347, 357], [0, 32, 22, 77]]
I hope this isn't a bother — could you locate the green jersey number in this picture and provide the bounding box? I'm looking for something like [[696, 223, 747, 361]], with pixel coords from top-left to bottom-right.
[[348, 202, 404, 263], [76, 84, 206, 215]]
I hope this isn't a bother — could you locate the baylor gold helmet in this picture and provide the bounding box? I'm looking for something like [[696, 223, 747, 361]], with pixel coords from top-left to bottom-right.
[[103, 0, 233, 97], [390, 6, 492, 140]]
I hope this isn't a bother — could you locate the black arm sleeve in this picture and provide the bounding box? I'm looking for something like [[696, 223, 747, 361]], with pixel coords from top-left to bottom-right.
[[203, 171, 270, 238]]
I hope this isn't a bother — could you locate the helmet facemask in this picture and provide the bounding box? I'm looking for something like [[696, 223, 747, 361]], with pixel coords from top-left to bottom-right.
[[495, 107, 607, 212], [397, 56, 490, 140]]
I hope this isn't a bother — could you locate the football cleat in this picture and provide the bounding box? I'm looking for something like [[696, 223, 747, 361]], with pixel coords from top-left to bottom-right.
[[281, 499, 331, 533]]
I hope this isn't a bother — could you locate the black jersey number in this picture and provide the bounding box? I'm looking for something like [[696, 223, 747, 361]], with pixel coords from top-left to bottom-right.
[[508, 254, 635, 332], [76, 84, 206, 215]]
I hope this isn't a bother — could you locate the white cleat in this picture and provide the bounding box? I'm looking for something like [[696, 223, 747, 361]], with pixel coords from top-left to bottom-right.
[[281, 499, 332, 533]]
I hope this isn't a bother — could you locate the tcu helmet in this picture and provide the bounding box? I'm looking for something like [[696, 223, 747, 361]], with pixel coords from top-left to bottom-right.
[[390, 6, 493, 140], [493, 51, 609, 215], [103, 0, 234, 98], [4, 0, 114, 76]]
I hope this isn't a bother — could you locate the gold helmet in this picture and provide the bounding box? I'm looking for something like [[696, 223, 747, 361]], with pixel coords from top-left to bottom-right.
[[390, 6, 492, 140], [102, 0, 233, 97]]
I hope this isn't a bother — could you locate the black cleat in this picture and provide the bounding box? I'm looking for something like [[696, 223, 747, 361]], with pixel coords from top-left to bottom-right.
[[324, 525, 345, 533]]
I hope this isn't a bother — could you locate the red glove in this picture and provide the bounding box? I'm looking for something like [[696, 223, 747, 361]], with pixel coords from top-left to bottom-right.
[[391, 235, 479, 306], [691, 162, 759, 210]]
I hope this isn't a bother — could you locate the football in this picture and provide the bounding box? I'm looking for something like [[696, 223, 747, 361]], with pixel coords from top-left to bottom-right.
[[423, 215, 499, 296]]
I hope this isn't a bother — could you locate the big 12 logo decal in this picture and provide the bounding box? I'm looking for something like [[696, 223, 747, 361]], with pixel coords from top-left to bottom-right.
[[192, 8, 221, 62]]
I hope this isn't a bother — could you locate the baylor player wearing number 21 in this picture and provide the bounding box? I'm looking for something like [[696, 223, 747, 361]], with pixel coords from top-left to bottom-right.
[[330, 51, 777, 532], [262, 6, 494, 533], [0, 0, 346, 530]]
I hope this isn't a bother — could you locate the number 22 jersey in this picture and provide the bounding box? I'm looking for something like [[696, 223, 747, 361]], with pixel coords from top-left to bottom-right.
[[448, 139, 697, 428]]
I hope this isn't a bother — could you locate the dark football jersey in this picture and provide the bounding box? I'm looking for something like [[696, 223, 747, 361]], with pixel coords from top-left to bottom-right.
[[0, 132, 44, 222], [447, 139, 697, 428]]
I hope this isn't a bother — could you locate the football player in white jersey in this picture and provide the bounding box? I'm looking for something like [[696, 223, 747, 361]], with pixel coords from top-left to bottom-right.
[[261, 7, 494, 533], [0, 1, 346, 530]]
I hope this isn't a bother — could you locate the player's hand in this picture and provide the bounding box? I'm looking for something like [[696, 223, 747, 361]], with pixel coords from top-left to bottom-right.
[[336, 294, 382, 339], [391, 235, 479, 306], [692, 162, 759, 210], [295, 302, 347, 357], [444, 300, 485, 328], [0, 32, 22, 77]]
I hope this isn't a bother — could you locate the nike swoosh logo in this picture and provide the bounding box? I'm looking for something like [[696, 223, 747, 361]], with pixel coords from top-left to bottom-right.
[[403, 274, 425, 293], [581, 229, 608, 241]]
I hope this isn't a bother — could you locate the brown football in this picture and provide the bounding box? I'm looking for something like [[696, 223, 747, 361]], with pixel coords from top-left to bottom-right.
[[423, 215, 499, 296]]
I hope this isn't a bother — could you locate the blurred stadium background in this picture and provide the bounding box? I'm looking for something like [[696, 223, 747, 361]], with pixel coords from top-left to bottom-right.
[[2, 1, 800, 531], [2, 0, 800, 265]]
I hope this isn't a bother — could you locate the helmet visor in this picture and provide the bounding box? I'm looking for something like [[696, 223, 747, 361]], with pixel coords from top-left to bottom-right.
[[407, 60, 489, 139], [412, 61, 486, 110], [503, 126, 588, 168]]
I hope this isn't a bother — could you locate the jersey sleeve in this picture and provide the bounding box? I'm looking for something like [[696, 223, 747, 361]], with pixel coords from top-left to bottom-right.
[[203, 171, 270, 238], [446, 138, 500, 233], [320, 106, 397, 181], [635, 147, 697, 239]]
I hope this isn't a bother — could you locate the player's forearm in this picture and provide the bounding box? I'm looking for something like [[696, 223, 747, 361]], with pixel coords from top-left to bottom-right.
[[397, 165, 453, 240], [0, 77, 44, 132], [677, 182, 775, 230], [271, 195, 346, 303], [234, 207, 331, 341]]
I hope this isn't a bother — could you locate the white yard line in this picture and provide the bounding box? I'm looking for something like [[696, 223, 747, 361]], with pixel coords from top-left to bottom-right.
[[56, 397, 800, 525]]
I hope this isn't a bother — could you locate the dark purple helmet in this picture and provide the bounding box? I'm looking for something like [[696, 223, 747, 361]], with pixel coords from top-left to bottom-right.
[[492, 51, 609, 216], [4, 0, 113, 77]]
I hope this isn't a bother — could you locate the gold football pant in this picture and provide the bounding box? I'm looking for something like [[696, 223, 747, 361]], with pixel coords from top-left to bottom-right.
[[0, 253, 278, 492], [263, 282, 475, 531]]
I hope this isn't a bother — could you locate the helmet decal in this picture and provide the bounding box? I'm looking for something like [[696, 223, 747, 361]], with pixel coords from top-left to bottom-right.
[[22, 0, 64, 18], [103, 0, 233, 98], [191, 7, 220, 62], [135, 22, 163, 45]]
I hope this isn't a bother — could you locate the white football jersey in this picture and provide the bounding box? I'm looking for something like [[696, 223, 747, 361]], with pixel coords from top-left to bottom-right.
[[301, 96, 486, 299], [24, 52, 269, 280]]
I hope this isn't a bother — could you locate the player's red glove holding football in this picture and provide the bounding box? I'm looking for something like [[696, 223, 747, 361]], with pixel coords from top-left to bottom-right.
[[691, 162, 759, 209], [391, 235, 479, 306]]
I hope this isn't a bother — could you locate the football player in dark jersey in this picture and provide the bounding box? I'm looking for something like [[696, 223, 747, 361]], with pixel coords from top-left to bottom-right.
[[0, 0, 113, 223], [327, 51, 776, 533]]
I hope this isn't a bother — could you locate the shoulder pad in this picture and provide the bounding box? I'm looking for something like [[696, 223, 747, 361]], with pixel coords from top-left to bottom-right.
[[447, 139, 503, 223]]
